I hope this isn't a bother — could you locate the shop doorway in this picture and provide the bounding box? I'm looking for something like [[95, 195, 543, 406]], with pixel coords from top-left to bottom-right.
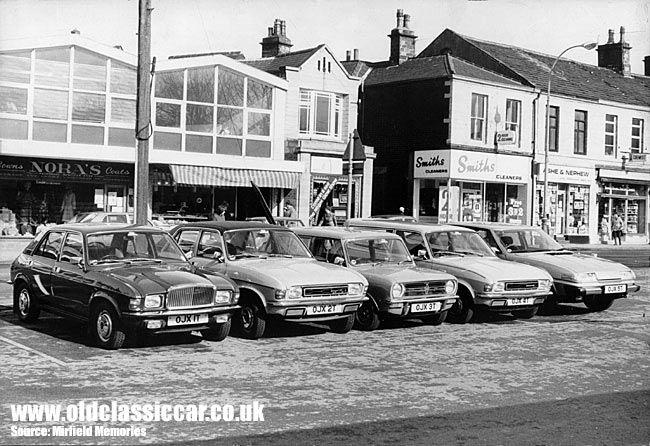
[[555, 187, 566, 235]]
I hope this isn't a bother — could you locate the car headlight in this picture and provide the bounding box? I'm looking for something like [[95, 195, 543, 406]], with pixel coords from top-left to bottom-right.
[[276, 286, 302, 300], [390, 282, 405, 298], [484, 282, 505, 293], [214, 290, 232, 304], [144, 294, 164, 309], [621, 270, 636, 280], [572, 272, 598, 283], [538, 279, 553, 291], [348, 283, 365, 296], [445, 280, 457, 295]]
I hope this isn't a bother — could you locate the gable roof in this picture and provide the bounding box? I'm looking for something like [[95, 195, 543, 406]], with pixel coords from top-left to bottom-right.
[[242, 45, 323, 75], [419, 29, 650, 107], [340, 60, 372, 78]]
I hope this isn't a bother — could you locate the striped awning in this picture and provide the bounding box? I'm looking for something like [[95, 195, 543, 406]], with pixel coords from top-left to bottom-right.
[[169, 165, 300, 189]]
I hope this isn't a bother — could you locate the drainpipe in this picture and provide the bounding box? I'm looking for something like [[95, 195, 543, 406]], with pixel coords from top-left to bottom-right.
[[531, 91, 542, 225]]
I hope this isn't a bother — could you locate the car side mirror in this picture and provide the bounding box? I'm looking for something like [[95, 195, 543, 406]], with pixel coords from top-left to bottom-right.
[[333, 256, 346, 266], [213, 250, 224, 263], [417, 249, 428, 259]]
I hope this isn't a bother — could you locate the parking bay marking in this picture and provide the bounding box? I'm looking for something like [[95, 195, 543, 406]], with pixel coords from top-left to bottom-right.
[[0, 336, 67, 367]]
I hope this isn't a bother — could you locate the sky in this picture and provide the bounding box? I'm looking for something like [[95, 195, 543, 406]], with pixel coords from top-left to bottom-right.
[[1, 0, 649, 73]]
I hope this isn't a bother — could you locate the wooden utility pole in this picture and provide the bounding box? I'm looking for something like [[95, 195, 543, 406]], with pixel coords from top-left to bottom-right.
[[135, 0, 152, 225]]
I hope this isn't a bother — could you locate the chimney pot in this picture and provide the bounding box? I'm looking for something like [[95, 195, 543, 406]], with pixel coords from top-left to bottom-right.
[[403, 14, 411, 29], [607, 29, 615, 43], [396, 9, 404, 27], [268, 27, 273, 36], [619, 26, 626, 43], [346, 50, 351, 61], [353, 48, 359, 60], [281, 20, 286, 36]]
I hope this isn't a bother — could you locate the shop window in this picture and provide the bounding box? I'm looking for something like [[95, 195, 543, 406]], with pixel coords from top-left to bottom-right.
[[217, 69, 244, 107], [34, 88, 68, 120], [0, 50, 31, 84], [505, 99, 521, 147], [108, 127, 134, 147], [34, 47, 70, 88], [0, 118, 28, 140], [245, 140, 271, 158], [631, 118, 644, 153], [155, 70, 183, 100], [72, 92, 106, 123], [548, 106, 559, 152], [0, 86, 27, 114], [247, 112, 270, 136], [216, 137, 242, 156], [298, 90, 342, 138], [470, 93, 487, 142], [505, 184, 527, 224], [72, 125, 104, 145], [155, 102, 181, 128], [110, 98, 136, 124], [187, 67, 214, 103], [73, 48, 106, 92], [461, 182, 483, 221], [574, 110, 587, 155], [247, 79, 272, 110], [216, 107, 242, 135], [604, 114, 617, 156], [566, 185, 589, 234], [153, 131, 182, 151], [186, 134, 213, 153], [33, 121, 67, 142], [186, 104, 213, 132], [110, 61, 136, 95]]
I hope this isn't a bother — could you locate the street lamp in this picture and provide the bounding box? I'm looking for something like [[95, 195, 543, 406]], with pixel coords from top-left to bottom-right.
[[542, 42, 597, 232]]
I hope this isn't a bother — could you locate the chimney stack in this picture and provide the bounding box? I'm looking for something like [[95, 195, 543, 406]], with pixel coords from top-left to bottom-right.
[[353, 48, 359, 60], [389, 9, 417, 65], [597, 25, 632, 77], [346, 50, 351, 61], [644, 55, 650, 76], [261, 18, 293, 57]]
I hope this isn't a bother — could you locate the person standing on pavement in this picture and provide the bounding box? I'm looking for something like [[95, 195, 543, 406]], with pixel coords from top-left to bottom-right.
[[611, 213, 624, 245], [600, 216, 610, 244]]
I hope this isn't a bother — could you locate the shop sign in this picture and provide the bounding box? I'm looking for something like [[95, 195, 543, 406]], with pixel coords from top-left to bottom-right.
[[311, 156, 343, 175], [413, 150, 450, 178], [495, 130, 516, 146], [0, 155, 133, 184], [543, 165, 592, 185], [414, 150, 529, 183]]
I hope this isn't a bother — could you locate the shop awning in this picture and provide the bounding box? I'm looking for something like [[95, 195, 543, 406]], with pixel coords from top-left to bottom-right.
[[168, 165, 300, 189]]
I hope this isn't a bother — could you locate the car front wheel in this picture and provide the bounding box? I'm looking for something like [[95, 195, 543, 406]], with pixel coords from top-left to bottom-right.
[[329, 314, 355, 333], [583, 296, 614, 312], [15, 283, 40, 322], [90, 301, 126, 349], [202, 320, 231, 342], [447, 292, 474, 324], [355, 301, 380, 331], [237, 300, 266, 339]]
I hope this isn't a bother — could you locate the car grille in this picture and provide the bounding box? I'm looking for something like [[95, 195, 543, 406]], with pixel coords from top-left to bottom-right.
[[167, 285, 214, 309], [303, 285, 349, 298], [504, 281, 539, 291], [404, 281, 448, 296]]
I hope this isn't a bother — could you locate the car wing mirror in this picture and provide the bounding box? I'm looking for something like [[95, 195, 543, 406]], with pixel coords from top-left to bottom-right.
[[417, 249, 428, 259], [333, 256, 346, 266]]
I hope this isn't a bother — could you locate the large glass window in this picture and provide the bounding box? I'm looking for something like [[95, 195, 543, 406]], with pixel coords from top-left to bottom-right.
[[186, 104, 213, 132], [505, 99, 521, 147], [110, 98, 136, 124], [631, 118, 644, 153], [155, 70, 183, 100], [187, 67, 214, 103], [298, 89, 342, 138], [548, 106, 559, 152], [35, 48, 70, 88], [156, 103, 181, 128], [470, 93, 487, 142], [574, 110, 587, 155], [110, 61, 136, 94], [604, 114, 617, 156], [247, 79, 272, 109], [216, 107, 242, 135], [0, 50, 31, 83], [217, 69, 244, 106], [34, 88, 68, 120], [72, 92, 106, 123], [0, 86, 27, 114], [73, 48, 106, 91]]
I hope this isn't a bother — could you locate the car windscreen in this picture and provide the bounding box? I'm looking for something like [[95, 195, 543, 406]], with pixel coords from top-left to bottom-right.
[[223, 228, 312, 260], [496, 228, 564, 252], [426, 230, 495, 257], [87, 231, 186, 264], [344, 237, 411, 265]]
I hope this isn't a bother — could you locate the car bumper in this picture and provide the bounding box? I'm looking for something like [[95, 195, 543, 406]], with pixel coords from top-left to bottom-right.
[[122, 305, 239, 334], [475, 291, 549, 312], [554, 280, 640, 302], [383, 295, 457, 317], [267, 296, 367, 321]]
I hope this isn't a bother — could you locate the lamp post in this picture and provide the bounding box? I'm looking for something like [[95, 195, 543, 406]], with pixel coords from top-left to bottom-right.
[[542, 42, 597, 232]]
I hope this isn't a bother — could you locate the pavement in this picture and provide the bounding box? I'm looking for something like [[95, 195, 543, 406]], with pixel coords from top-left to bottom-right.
[[558, 242, 650, 268]]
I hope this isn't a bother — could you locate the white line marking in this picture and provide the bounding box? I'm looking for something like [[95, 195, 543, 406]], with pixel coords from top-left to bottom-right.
[[0, 336, 67, 366]]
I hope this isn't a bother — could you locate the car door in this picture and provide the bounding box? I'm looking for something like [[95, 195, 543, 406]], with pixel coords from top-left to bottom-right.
[[191, 230, 227, 275], [51, 231, 93, 316], [28, 231, 64, 308]]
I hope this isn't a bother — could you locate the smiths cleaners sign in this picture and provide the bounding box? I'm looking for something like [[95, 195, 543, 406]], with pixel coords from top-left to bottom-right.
[[414, 150, 529, 183]]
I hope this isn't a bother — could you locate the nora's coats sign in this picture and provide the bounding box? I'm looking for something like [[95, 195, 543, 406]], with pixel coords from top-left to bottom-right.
[[0, 156, 133, 184]]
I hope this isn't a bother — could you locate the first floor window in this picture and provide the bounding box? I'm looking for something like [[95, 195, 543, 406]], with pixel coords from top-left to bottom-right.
[[548, 106, 559, 152], [470, 93, 487, 142], [604, 114, 617, 156], [505, 99, 521, 147], [631, 118, 644, 153], [298, 89, 342, 138], [574, 110, 587, 155]]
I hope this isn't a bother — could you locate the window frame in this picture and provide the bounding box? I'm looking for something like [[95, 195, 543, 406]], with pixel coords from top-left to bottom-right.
[[298, 89, 342, 139], [505, 99, 521, 147], [631, 118, 644, 154], [548, 106, 559, 152], [574, 110, 588, 155], [604, 114, 617, 157], [470, 93, 487, 142]]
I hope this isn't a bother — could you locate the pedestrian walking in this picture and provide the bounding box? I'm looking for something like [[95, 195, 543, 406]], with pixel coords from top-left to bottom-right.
[[321, 205, 337, 226], [611, 213, 624, 245], [283, 200, 296, 218], [600, 215, 610, 244]]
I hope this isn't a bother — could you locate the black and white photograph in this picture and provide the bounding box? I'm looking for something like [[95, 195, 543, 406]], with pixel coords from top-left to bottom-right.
[[0, 0, 649, 444]]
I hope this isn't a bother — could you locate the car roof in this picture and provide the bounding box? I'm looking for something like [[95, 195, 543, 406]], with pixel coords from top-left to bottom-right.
[[347, 218, 475, 233], [50, 224, 161, 234], [172, 221, 291, 231], [454, 222, 534, 231], [294, 226, 403, 240]]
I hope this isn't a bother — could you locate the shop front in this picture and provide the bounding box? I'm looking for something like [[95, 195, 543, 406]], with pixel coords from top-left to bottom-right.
[[308, 155, 362, 225], [413, 149, 531, 224], [535, 165, 595, 242]]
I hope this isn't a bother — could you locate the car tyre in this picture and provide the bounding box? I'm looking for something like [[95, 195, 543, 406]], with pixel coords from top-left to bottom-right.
[[14, 283, 40, 322], [447, 292, 474, 324], [583, 296, 614, 312], [355, 300, 380, 331], [512, 306, 538, 319], [202, 320, 231, 342], [329, 314, 355, 334], [421, 310, 447, 326], [90, 301, 126, 350], [237, 300, 266, 339]]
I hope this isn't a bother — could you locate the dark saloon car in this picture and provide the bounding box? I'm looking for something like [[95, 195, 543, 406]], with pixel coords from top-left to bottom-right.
[[10, 225, 239, 349], [170, 222, 368, 339], [295, 227, 458, 330], [455, 222, 640, 312]]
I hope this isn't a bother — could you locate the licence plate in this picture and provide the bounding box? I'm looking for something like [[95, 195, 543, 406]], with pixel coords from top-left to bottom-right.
[[305, 304, 342, 315], [604, 284, 626, 294], [167, 313, 209, 326], [411, 301, 441, 313], [506, 297, 533, 306]]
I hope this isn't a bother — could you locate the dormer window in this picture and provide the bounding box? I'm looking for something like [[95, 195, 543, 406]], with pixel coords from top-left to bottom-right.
[[299, 89, 342, 138]]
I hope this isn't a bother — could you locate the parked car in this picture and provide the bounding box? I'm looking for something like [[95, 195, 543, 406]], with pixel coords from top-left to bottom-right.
[[170, 222, 368, 339], [10, 225, 239, 349], [346, 219, 553, 322], [370, 215, 418, 223], [68, 212, 133, 224], [246, 216, 305, 227], [455, 222, 640, 311], [294, 227, 458, 330]]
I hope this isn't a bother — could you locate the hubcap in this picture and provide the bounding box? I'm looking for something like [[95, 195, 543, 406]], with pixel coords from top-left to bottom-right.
[[18, 289, 30, 316], [96, 310, 113, 342], [241, 307, 254, 329], [357, 302, 372, 324]]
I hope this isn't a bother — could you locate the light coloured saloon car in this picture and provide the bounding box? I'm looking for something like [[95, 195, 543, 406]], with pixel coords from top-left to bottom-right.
[[347, 219, 553, 322], [295, 227, 458, 330], [456, 222, 640, 312], [170, 222, 368, 339]]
